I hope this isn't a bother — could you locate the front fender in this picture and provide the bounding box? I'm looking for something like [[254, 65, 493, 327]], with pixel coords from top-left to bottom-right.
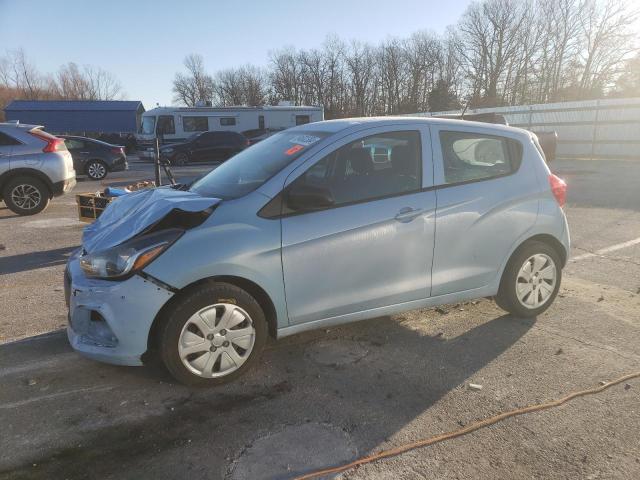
[[143, 193, 288, 328]]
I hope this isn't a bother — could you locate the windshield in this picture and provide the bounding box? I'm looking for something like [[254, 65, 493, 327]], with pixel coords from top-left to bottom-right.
[[190, 131, 329, 199], [141, 116, 156, 135]]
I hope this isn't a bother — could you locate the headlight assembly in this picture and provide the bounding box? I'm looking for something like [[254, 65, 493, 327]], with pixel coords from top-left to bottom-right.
[[80, 229, 183, 280]]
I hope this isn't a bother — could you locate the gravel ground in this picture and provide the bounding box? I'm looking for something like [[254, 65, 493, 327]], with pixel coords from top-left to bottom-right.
[[0, 158, 639, 480]]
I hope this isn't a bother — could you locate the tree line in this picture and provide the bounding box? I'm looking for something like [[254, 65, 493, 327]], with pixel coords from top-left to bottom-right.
[[173, 0, 639, 118], [0, 48, 123, 120]]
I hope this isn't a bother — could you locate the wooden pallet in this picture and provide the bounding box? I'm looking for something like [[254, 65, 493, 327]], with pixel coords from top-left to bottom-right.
[[76, 193, 113, 223]]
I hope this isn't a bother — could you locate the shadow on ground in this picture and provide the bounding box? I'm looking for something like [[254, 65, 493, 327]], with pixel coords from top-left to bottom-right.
[[0, 313, 534, 480], [0, 246, 77, 276]]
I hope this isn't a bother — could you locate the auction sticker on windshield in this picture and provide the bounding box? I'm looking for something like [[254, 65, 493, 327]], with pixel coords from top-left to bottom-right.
[[288, 135, 321, 146]]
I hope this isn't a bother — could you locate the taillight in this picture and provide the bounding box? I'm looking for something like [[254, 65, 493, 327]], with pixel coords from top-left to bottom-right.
[[111, 147, 124, 154], [29, 129, 65, 153], [549, 173, 567, 207], [245, 139, 251, 146]]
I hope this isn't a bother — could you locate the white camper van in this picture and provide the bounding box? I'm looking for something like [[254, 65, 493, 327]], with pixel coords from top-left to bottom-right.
[[136, 105, 324, 158]]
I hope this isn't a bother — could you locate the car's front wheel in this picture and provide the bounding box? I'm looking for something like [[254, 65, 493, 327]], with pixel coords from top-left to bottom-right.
[[86, 160, 108, 180], [160, 282, 267, 386], [495, 240, 562, 318], [2, 176, 50, 215]]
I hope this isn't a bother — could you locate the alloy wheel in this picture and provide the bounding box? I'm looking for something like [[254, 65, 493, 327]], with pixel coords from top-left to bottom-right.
[[516, 253, 557, 309], [10, 184, 42, 211], [178, 303, 256, 378], [87, 162, 106, 179]]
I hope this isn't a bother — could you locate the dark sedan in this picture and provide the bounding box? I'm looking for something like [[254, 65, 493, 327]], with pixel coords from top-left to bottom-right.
[[60, 136, 128, 180], [159, 131, 248, 166]]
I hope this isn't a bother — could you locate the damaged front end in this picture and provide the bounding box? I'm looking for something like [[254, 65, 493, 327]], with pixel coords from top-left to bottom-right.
[[66, 187, 221, 365], [83, 186, 221, 254]]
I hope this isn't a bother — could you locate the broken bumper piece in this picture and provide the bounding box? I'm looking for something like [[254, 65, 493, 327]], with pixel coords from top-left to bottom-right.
[[66, 252, 174, 366]]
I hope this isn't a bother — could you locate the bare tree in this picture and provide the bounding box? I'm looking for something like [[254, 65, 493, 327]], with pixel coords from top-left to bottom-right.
[[214, 65, 268, 106], [172, 54, 214, 106], [0, 48, 47, 99], [269, 47, 305, 105], [344, 40, 377, 116], [577, 0, 639, 96]]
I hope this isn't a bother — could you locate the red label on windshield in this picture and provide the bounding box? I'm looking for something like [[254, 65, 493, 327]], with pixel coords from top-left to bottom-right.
[[285, 144, 304, 156]]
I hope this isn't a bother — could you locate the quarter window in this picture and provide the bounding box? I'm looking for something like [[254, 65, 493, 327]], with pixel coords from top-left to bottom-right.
[[0, 132, 21, 146], [220, 117, 236, 126], [288, 130, 421, 209], [439, 131, 522, 184], [183, 116, 209, 132]]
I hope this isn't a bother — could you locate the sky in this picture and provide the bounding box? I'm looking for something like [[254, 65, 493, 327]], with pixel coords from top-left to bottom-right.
[[0, 0, 472, 108]]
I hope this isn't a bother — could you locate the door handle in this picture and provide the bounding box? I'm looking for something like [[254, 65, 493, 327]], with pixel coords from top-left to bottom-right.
[[394, 207, 424, 222], [80, 151, 90, 154]]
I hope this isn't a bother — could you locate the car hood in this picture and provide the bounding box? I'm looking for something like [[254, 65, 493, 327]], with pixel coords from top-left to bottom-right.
[[82, 187, 221, 253]]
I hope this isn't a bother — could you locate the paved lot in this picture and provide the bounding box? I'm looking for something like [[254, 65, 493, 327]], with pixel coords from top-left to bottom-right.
[[1, 158, 639, 479]]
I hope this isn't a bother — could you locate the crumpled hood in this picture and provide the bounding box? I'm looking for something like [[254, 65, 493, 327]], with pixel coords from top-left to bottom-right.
[[82, 187, 221, 253]]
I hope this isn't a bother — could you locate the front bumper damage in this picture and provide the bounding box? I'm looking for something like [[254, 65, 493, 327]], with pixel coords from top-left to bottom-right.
[[65, 250, 174, 366]]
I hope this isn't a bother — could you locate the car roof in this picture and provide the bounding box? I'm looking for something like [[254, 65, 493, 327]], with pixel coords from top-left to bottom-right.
[[60, 135, 117, 147], [0, 122, 43, 131], [290, 116, 530, 138]]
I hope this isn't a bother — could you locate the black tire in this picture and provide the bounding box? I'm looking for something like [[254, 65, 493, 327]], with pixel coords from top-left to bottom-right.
[[495, 240, 562, 318], [85, 160, 108, 180], [2, 176, 50, 216], [173, 153, 189, 166], [159, 282, 268, 387]]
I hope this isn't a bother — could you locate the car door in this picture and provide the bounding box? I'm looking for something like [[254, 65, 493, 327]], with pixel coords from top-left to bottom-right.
[[213, 133, 234, 160], [191, 132, 217, 162], [429, 124, 539, 296], [64, 138, 88, 171], [280, 125, 436, 325]]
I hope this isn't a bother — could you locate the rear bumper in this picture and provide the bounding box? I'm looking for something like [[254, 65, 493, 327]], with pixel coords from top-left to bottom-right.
[[65, 252, 174, 366], [51, 176, 76, 196]]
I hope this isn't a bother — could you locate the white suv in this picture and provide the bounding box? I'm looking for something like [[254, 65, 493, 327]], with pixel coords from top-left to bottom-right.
[[0, 122, 76, 215]]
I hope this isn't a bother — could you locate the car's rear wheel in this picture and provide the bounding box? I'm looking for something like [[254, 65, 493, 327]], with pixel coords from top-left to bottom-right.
[[160, 282, 267, 386], [495, 240, 562, 318], [86, 160, 108, 180], [173, 153, 189, 166], [2, 176, 50, 215]]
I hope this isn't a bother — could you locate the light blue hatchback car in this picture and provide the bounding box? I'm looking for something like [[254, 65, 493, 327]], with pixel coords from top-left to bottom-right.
[[65, 117, 569, 385]]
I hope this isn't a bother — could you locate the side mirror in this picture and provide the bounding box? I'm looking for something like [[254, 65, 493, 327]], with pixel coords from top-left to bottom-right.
[[286, 183, 334, 211]]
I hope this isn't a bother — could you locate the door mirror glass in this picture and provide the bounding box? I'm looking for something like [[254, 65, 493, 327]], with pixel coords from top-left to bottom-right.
[[286, 183, 334, 211]]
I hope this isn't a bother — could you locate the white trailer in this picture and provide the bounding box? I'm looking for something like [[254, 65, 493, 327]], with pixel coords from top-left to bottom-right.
[[136, 105, 324, 157]]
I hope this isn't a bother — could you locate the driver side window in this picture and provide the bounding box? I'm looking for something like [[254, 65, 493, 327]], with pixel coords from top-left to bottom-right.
[[288, 130, 422, 211]]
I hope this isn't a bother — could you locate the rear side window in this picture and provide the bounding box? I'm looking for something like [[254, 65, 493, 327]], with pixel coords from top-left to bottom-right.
[[64, 138, 85, 149], [0, 132, 21, 146], [183, 116, 209, 132], [220, 117, 236, 126], [439, 131, 522, 184]]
